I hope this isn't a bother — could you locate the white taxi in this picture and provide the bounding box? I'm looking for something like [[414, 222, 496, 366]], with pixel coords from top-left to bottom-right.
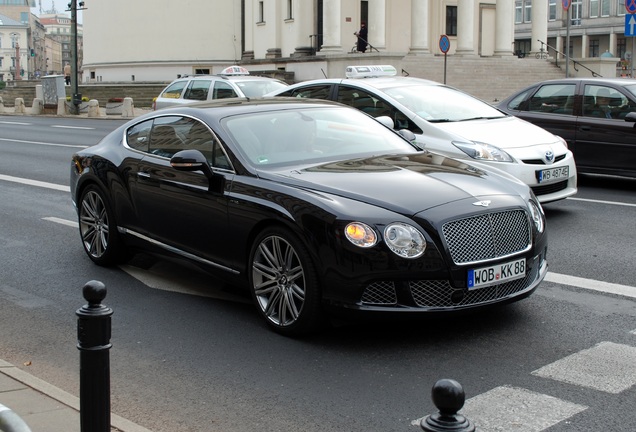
[[153, 66, 288, 110], [267, 65, 577, 203]]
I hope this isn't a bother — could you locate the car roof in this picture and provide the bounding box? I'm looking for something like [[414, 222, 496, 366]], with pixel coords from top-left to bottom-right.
[[522, 77, 636, 86], [140, 97, 346, 121], [284, 76, 442, 91]]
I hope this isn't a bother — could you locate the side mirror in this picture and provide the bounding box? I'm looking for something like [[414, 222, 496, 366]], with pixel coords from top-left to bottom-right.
[[624, 112, 636, 124], [398, 129, 416, 143], [171, 149, 225, 193], [375, 115, 394, 129], [171, 149, 213, 179]]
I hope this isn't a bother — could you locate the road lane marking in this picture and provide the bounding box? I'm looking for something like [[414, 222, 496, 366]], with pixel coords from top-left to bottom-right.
[[51, 125, 95, 130], [532, 342, 636, 394], [545, 272, 636, 299], [567, 197, 636, 208], [0, 137, 88, 148], [0, 174, 69, 192], [42, 217, 77, 228], [0, 121, 31, 125]]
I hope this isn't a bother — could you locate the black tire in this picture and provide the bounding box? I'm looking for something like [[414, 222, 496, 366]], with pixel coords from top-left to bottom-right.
[[78, 184, 127, 266], [249, 227, 324, 336]]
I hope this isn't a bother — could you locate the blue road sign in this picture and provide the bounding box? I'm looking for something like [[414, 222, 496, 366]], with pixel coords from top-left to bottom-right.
[[627, 14, 636, 37], [562, 0, 571, 10], [627, 0, 636, 14], [439, 35, 450, 54]]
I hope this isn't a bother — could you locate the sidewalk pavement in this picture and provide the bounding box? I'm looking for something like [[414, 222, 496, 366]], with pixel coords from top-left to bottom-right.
[[0, 359, 152, 432], [0, 105, 151, 119]]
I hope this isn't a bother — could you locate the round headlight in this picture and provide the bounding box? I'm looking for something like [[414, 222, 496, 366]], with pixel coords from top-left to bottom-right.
[[528, 200, 545, 233], [345, 222, 377, 248], [383, 223, 426, 258]]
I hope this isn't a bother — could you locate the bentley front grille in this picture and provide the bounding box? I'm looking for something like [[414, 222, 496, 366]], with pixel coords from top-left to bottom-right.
[[442, 210, 530, 265]]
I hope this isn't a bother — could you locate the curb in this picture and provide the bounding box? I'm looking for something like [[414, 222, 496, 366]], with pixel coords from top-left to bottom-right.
[[0, 360, 152, 432]]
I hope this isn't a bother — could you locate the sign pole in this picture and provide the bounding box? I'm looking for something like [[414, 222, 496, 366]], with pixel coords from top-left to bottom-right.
[[439, 35, 450, 85], [627, 0, 636, 77], [563, 0, 571, 77]]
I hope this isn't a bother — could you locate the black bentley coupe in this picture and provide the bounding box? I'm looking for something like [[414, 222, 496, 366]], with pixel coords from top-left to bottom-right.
[[70, 98, 547, 335]]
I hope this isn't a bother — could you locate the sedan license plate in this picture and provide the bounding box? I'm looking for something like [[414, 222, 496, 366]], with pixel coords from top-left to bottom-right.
[[537, 166, 569, 183], [467, 258, 526, 290]]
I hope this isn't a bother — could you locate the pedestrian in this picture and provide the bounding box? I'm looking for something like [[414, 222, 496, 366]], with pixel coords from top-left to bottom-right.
[[354, 22, 368, 53], [64, 62, 71, 85]]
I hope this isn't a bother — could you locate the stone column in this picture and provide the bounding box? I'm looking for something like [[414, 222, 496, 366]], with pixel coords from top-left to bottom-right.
[[531, 0, 548, 55], [581, 34, 588, 58], [409, 0, 431, 55], [456, 0, 475, 55], [494, 0, 514, 56], [321, 0, 344, 53], [368, 0, 386, 50]]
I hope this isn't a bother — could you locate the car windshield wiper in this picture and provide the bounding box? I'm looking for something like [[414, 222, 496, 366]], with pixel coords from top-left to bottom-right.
[[427, 118, 454, 123], [457, 116, 505, 122]]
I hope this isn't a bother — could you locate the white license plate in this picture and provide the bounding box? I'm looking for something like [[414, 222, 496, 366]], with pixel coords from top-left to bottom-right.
[[467, 258, 526, 290], [537, 166, 569, 183]]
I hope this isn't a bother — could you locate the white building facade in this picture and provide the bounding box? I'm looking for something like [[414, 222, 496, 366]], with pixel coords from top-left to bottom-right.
[[81, 0, 520, 83]]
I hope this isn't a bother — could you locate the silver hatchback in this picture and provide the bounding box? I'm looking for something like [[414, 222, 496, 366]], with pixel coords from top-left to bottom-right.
[[153, 66, 288, 110]]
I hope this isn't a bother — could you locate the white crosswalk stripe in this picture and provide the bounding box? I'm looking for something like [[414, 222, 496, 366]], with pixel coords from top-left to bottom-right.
[[532, 341, 636, 394], [414, 340, 636, 431], [461, 386, 587, 432]]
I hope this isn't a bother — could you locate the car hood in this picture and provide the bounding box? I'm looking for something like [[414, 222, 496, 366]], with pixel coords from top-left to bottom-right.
[[266, 152, 528, 215], [432, 115, 559, 149]]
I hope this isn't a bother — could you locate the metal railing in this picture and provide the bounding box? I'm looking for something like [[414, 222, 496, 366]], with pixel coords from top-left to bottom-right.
[[537, 39, 602, 77]]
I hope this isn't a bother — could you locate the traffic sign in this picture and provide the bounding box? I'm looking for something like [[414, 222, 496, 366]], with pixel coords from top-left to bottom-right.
[[627, 0, 636, 14], [562, 0, 571, 10], [439, 34, 450, 54], [627, 14, 636, 37]]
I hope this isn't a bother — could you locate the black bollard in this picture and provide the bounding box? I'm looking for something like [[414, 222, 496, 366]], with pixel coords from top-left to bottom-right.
[[76, 280, 113, 432], [420, 379, 476, 432]]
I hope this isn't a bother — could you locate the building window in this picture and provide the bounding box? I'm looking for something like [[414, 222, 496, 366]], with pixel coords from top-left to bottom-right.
[[515, 1, 532, 23], [591, 0, 599, 17], [446, 6, 457, 36], [601, 0, 610, 16], [258, 1, 265, 23], [286, 0, 293, 20], [589, 39, 599, 57], [619, 0, 625, 16], [591, 0, 611, 17], [549, 0, 557, 20], [617, 37, 626, 58], [571, 0, 582, 24]]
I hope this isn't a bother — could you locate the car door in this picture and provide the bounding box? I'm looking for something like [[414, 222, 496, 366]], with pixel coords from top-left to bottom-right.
[[573, 84, 636, 176], [503, 82, 578, 147], [133, 115, 235, 267]]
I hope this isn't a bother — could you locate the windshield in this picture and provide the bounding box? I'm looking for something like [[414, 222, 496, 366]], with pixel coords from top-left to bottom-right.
[[224, 106, 419, 167], [384, 84, 506, 122], [235, 80, 289, 97], [624, 84, 636, 99]]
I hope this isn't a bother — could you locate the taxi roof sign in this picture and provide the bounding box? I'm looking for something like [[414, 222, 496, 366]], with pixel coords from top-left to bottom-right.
[[219, 65, 250, 76], [345, 65, 397, 78]]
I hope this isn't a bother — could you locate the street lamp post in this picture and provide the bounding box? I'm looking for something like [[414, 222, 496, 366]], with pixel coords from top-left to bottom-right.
[[68, 0, 85, 114]]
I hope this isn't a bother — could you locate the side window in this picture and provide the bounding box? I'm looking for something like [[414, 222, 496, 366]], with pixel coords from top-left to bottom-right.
[[505, 89, 533, 111], [148, 116, 186, 159], [583, 85, 629, 119], [213, 81, 239, 99], [337, 86, 423, 134], [183, 80, 212, 101], [527, 84, 576, 114], [126, 120, 153, 152], [183, 119, 232, 170], [161, 81, 188, 99], [289, 85, 332, 99]]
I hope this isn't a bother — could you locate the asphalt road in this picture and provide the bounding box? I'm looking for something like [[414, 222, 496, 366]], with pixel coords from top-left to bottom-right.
[[1, 115, 635, 432]]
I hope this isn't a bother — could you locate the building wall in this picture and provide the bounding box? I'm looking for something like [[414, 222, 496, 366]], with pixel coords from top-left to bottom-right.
[[81, 0, 242, 82]]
